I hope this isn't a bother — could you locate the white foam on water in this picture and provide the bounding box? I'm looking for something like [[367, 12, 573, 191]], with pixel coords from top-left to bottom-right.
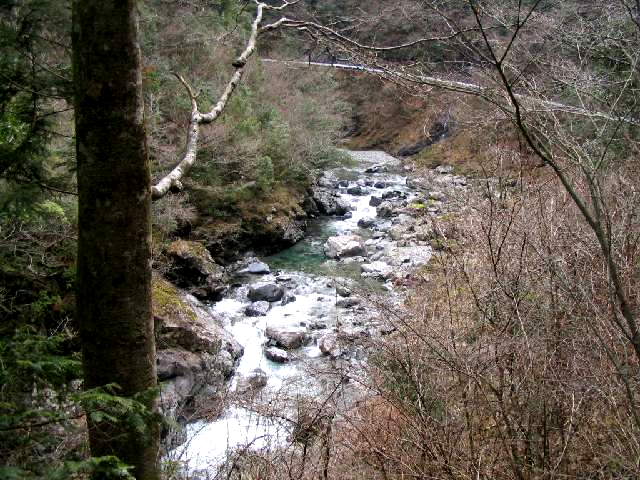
[[169, 406, 291, 473]]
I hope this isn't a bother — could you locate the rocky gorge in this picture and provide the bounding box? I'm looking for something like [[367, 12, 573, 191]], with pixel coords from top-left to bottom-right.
[[156, 150, 471, 473]]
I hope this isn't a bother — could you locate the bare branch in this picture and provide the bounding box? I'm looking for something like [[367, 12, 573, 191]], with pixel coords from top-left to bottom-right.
[[152, 1, 295, 200], [261, 59, 640, 125]]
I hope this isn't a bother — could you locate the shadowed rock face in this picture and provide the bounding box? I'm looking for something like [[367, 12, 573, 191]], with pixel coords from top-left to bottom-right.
[[152, 276, 242, 420], [165, 240, 228, 301]]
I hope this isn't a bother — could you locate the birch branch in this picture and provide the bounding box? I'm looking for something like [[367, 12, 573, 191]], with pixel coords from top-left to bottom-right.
[[152, 1, 291, 200]]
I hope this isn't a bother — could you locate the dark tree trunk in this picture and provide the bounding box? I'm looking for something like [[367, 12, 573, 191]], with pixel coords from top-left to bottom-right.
[[72, 1, 159, 478]]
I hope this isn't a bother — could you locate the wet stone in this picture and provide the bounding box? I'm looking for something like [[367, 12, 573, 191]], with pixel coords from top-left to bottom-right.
[[236, 368, 268, 393], [246, 301, 269, 317], [281, 293, 297, 306], [369, 196, 383, 207], [265, 326, 310, 350], [336, 297, 360, 308], [248, 283, 285, 302], [357, 217, 376, 228], [247, 261, 270, 274], [265, 347, 290, 363]]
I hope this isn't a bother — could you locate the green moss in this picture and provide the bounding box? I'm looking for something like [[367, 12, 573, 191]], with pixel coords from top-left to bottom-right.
[[166, 240, 208, 259], [151, 276, 197, 323]]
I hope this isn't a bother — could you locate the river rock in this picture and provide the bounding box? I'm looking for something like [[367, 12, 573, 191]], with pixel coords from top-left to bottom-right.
[[414, 224, 434, 242], [382, 190, 406, 200], [365, 164, 387, 173], [453, 176, 468, 186], [335, 285, 351, 297], [309, 320, 328, 330], [156, 346, 238, 419], [247, 261, 270, 274], [311, 187, 350, 216], [236, 368, 268, 393], [165, 240, 227, 301], [265, 326, 310, 349], [154, 278, 243, 360], [435, 164, 454, 174], [406, 177, 430, 191], [386, 245, 433, 268], [389, 224, 411, 241], [319, 334, 342, 358], [376, 201, 395, 218], [429, 191, 445, 201], [324, 235, 366, 259], [157, 349, 199, 381], [265, 347, 291, 363], [347, 185, 364, 195], [357, 217, 376, 228], [361, 261, 393, 280], [281, 293, 297, 306], [248, 283, 285, 302], [246, 301, 270, 317], [374, 181, 386, 188], [339, 327, 369, 341], [369, 196, 383, 207], [336, 297, 360, 308], [317, 175, 336, 188]]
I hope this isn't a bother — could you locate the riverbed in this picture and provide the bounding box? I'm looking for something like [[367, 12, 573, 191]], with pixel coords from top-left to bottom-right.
[[168, 150, 439, 475]]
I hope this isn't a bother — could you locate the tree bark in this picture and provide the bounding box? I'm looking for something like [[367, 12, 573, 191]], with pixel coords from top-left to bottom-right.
[[72, 1, 159, 478]]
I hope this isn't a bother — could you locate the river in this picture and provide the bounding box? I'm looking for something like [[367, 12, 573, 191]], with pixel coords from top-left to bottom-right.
[[168, 150, 436, 476]]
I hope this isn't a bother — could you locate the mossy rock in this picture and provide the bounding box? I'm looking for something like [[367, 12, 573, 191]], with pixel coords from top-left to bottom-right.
[[166, 239, 210, 260], [152, 275, 197, 325]]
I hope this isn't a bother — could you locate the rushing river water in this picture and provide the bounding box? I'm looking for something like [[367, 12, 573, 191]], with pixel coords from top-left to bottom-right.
[[170, 150, 422, 475]]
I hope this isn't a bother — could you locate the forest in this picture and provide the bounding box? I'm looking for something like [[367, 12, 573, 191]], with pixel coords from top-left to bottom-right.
[[1, 0, 640, 479]]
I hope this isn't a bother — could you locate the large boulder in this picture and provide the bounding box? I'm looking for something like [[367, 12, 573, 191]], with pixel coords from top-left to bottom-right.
[[281, 293, 297, 306], [265, 326, 310, 350], [435, 164, 454, 174], [248, 283, 285, 302], [153, 276, 243, 359], [153, 278, 243, 420], [324, 235, 366, 259], [165, 240, 228, 301], [311, 187, 350, 216]]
